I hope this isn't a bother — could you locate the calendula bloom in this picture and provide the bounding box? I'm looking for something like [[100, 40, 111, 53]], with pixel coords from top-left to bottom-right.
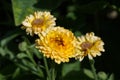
[[75, 32, 105, 61], [22, 11, 56, 36], [35, 27, 77, 64]]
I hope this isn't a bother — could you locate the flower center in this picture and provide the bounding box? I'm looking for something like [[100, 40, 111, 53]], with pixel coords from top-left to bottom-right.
[[32, 19, 44, 26], [81, 42, 92, 51], [55, 37, 64, 46], [50, 35, 65, 47]]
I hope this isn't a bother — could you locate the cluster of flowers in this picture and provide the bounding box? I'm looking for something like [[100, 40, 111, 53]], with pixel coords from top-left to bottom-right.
[[22, 11, 105, 64]]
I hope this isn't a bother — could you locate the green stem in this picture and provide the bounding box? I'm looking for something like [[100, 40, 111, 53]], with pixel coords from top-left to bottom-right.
[[51, 63, 56, 80], [43, 57, 51, 80], [26, 50, 36, 65], [89, 59, 98, 80]]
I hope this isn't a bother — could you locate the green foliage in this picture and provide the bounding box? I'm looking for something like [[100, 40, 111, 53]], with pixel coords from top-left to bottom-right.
[[12, 0, 36, 26], [0, 74, 6, 80], [108, 74, 114, 80], [18, 41, 28, 51], [62, 61, 80, 77], [12, 68, 20, 79], [83, 68, 94, 79], [98, 71, 108, 80]]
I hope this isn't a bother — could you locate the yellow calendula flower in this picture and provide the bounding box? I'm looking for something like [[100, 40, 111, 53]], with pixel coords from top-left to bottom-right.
[[75, 32, 105, 61], [22, 11, 56, 36], [35, 27, 77, 64]]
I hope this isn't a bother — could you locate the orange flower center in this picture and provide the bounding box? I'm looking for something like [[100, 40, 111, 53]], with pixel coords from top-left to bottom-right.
[[31, 19, 45, 32], [32, 19, 44, 26], [54, 37, 64, 46], [50, 36, 65, 47], [81, 42, 93, 51]]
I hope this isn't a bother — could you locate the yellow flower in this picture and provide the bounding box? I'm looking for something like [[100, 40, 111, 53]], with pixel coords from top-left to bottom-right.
[[75, 32, 105, 61], [22, 11, 56, 36], [35, 27, 77, 64]]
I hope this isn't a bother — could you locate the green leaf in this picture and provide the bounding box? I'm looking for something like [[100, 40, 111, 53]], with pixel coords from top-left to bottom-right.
[[1, 33, 19, 47], [108, 73, 114, 80], [0, 74, 6, 80], [29, 44, 43, 59], [36, 66, 44, 78], [22, 59, 36, 71], [66, 12, 76, 20], [0, 47, 6, 56], [18, 41, 28, 51], [4, 47, 15, 59], [12, 0, 36, 26], [98, 71, 108, 80], [74, 31, 82, 37], [83, 68, 94, 79], [62, 61, 80, 77], [21, 59, 44, 77], [16, 63, 29, 71], [17, 53, 28, 59], [12, 68, 20, 79]]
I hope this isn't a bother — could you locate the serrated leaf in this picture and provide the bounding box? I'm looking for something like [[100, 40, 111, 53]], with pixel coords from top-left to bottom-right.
[[62, 61, 80, 77], [12, 0, 36, 26], [83, 68, 94, 79]]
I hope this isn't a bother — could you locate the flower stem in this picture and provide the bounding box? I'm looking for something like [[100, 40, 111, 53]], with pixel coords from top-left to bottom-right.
[[26, 50, 36, 65], [51, 61, 56, 80], [43, 57, 51, 80], [89, 59, 98, 80], [51, 67, 55, 80]]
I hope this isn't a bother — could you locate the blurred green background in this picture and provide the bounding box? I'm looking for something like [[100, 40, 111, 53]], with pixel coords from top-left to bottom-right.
[[0, 0, 120, 80]]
